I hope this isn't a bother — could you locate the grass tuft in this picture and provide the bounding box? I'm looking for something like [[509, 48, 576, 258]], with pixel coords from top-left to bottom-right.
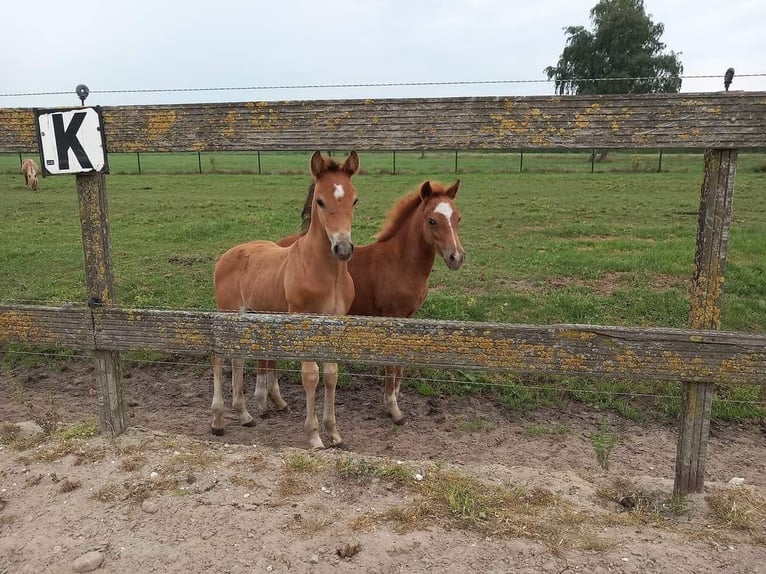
[[706, 488, 766, 534], [591, 419, 619, 470]]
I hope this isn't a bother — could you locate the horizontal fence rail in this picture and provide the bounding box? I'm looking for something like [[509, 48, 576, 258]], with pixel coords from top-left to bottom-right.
[[1, 92, 765, 153], [2, 304, 766, 385]]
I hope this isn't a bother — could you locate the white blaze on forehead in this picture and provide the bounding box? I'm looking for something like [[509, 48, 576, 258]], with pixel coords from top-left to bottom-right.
[[433, 201, 454, 220], [432, 201, 459, 249], [333, 184, 345, 200]]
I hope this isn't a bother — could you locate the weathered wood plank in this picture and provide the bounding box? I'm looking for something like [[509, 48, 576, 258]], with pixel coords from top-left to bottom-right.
[[0, 305, 93, 348], [4, 304, 766, 385], [1, 92, 764, 152], [675, 149, 739, 496], [76, 174, 126, 437]]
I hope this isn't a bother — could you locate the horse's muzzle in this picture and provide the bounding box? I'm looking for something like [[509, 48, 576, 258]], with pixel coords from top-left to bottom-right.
[[332, 238, 355, 261], [444, 250, 465, 271]]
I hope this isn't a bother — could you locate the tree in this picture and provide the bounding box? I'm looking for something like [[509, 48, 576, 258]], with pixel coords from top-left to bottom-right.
[[544, 0, 683, 96]]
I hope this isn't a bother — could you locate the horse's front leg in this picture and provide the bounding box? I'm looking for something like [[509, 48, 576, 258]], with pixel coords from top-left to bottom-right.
[[301, 361, 324, 449], [384, 365, 406, 424], [211, 355, 226, 435], [322, 362, 343, 447], [231, 358, 254, 427]]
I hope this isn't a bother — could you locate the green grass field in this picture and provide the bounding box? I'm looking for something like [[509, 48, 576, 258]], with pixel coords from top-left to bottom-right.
[[1, 151, 764, 421]]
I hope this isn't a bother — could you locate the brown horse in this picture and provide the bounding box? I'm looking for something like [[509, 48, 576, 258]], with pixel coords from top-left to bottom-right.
[[21, 159, 39, 191], [212, 151, 359, 449], [264, 179, 465, 423]]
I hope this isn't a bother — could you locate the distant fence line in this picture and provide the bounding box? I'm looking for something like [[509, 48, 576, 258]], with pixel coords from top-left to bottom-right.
[[6, 148, 762, 176]]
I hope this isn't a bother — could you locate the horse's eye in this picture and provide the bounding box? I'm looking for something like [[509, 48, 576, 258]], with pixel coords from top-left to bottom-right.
[[317, 198, 325, 208], [353, 198, 359, 206], [457, 216, 462, 224], [428, 218, 437, 225]]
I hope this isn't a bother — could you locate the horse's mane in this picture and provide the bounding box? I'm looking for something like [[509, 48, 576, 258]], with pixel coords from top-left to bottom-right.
[[374, 191, 423, 242], [299, 183, 314, 234], [321, 159, 345, 172]]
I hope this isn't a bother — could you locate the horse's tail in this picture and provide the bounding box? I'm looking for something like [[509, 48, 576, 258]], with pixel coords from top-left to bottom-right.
[[299, 182, 315, 234]]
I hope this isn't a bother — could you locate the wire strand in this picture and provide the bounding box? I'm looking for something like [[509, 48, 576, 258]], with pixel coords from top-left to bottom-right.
[[2, 73, 765, 98], [3, 350, 764, 407]]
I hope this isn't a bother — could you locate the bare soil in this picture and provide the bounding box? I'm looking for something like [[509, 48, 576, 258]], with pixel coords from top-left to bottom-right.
[[1, 359, 764, 574]]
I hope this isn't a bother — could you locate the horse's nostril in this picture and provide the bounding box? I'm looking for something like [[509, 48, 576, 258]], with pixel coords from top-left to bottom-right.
[[450, 253, 456, 261]]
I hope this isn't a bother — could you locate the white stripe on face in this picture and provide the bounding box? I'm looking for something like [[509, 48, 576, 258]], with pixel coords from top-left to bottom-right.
[[433, 201, 453, 220], [433, 201, 458, 248], [333, 184, 345, 200]]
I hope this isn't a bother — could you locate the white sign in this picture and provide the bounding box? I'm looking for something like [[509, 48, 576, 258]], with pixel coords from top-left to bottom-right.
[[36, 107, 108, 175]]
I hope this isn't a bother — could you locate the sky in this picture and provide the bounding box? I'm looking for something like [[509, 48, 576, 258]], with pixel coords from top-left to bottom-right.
[[2, 0, 764, 108]]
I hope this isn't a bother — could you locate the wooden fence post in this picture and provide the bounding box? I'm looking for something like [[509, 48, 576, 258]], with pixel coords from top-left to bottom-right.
[[674, 149, 738, 496], [76, 172, 126, 436]]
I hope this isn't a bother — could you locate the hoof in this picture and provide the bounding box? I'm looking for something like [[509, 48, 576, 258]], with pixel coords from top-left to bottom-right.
[[329, 441, 349, 451], [211, 427, 225, 436], [309, 436, 325, 450], [274, 404, 290, 413], [388, 410, 406, 425], [242, 419, 256, 427]]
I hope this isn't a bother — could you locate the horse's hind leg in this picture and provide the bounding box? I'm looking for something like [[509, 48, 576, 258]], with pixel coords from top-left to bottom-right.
[[231, 358, 255, 427], [266, 360, 289, 412], [211, 355, 226, 435], [253, 359, 270, 418], [301, 361, 324, 449], [322, 362, 343, 447], [383, 365, 405, 424]]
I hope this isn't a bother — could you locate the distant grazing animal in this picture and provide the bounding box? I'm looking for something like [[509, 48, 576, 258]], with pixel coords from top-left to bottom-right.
[[269, 179, 465, 423], [21, 159, 39, 191], [212, 151, 359, 449]]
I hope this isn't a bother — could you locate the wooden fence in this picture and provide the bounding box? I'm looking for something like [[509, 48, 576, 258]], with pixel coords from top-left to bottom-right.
[[1, 91, 765, 495]]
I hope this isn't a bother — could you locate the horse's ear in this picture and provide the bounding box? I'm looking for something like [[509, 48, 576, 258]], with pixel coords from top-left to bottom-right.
[[343, 151, 360, 175], [446, 179, 460, 199], [310, 151, 325, 178], [419, 181, 432, 200]]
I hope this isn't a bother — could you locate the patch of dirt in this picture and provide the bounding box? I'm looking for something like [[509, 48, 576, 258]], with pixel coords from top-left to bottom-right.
[[1, 359, 764, 574]]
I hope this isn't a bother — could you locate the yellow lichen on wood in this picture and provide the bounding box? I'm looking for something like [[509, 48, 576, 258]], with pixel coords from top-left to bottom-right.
[[1, 109, 37, 149], [222, 110, 240, 138], [250, 107, 286, 132], [147, 110, 177, 140], [556, 349, 587, 371], [558, 330, 597, 341], [0, 311, 53, 344], [170, 327, 207, 348], [325, 111, 352, 131]]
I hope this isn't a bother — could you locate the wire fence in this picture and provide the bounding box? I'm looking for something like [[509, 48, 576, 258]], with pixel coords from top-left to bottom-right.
[[2, 73, 766, 99], [2, 347, 764, 412], [4, 149, 766, 177]]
